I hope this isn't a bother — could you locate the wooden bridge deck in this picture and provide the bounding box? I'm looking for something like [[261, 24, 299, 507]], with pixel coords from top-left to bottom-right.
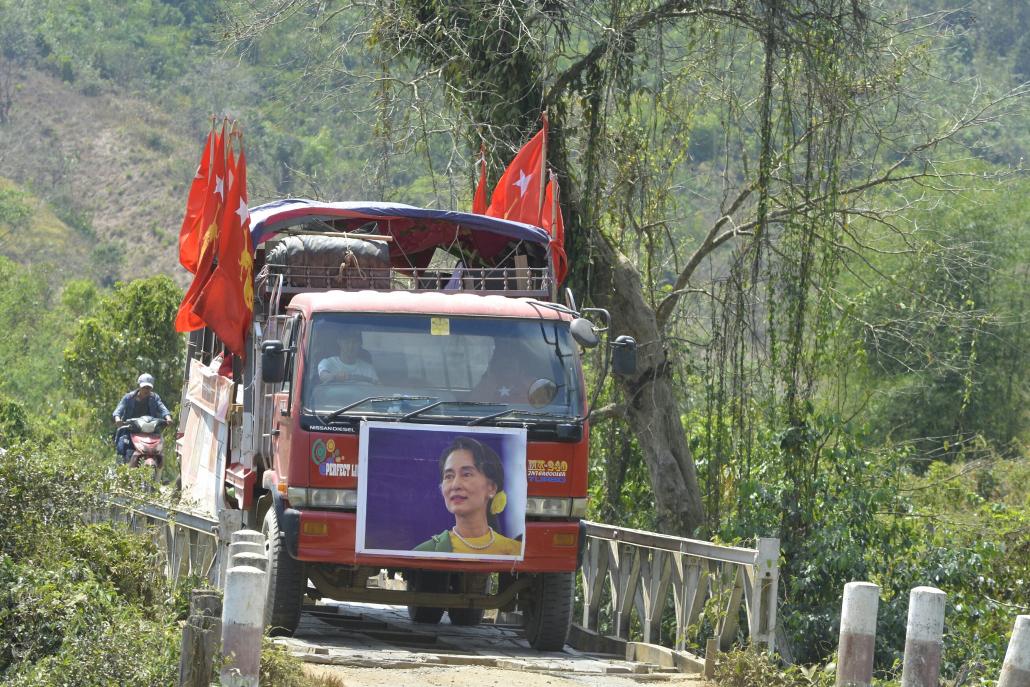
[[275, 601, 704, 685]]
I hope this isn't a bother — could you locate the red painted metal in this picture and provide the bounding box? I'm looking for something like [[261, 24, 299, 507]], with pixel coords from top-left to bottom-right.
[[224, 463, 256, 510], [295, 513, 580, 573], [289, 291, 573, 320]]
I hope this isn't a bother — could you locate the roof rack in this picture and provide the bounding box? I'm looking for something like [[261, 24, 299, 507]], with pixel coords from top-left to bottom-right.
[[255, 263, 551, 299]]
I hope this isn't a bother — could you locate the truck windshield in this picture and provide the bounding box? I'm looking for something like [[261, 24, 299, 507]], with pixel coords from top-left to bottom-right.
[[301, 313, 584, 421]]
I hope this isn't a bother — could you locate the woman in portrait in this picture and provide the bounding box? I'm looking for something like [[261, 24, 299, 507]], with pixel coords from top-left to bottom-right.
[[414, 436, 522, 555]]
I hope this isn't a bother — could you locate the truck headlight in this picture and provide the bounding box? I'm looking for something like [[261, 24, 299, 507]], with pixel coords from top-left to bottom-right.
[[286, 488, 358, 510], [525, 497, 573, 517]]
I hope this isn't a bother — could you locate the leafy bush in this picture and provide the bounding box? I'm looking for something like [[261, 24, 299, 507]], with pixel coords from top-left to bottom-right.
[[0, 186, 32, 232], [0, 396, 29, 444], [63, 275, 183, 431], [0, 441, 180, 683], [260, 638, 346, 687], [716, 648, 834, 687]]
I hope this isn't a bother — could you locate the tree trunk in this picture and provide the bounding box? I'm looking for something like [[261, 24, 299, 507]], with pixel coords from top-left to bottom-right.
[[588, 231, 706, 537]]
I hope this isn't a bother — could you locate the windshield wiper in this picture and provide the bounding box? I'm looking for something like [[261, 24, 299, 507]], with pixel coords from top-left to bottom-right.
[[324, 395, 439, 423], [400, 399, 507, 422], [468, 409, 575, 426]]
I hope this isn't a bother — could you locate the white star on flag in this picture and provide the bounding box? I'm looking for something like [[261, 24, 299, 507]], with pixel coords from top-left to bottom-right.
[[235, 198, 250, 224], [498, 386, 511, 397], [513, 169, 533, 197], [214, 175, 224, 201]]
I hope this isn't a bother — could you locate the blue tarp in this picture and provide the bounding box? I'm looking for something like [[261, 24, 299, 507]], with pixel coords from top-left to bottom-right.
[[249, 199, 550, 248]]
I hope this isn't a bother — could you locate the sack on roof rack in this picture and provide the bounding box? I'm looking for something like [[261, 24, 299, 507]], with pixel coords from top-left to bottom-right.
[[265, 235, 391, 289]]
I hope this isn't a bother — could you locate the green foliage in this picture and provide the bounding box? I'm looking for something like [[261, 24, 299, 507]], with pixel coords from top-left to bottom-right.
[[716, 648, 835, 687], [260, 638, 346, 687], [0, 186, 32, 234], [0, 396, 29, 444], [0, 257, 74, 411], [59, 279, 98, 317], [0, 441, 180, 684], [850, 183, 1030, 458], [882, 459, 1030, 680], [2, 609, 178, 687], [63, 275, 183, 429], [0, 441, 108, 560]]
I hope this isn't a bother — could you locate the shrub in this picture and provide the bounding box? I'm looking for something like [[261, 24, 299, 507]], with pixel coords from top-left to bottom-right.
[[0, 442, 180, 683]]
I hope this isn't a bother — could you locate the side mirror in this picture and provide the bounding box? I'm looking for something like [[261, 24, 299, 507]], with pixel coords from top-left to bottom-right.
[[611, 335, 637, 376], [570, 318, 600, 348], [261, 340, 287, 384], [527, 378, 558, 408]]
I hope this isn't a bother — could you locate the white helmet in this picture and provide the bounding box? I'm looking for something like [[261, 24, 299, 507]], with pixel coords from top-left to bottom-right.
[[137, 373, 155, 389]]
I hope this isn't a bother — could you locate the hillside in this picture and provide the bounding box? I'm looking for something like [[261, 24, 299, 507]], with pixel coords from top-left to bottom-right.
[[0, 68, 201, 283]]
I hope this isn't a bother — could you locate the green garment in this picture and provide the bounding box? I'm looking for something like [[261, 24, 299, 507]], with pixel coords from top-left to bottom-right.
[[413, 530, 452, 553]]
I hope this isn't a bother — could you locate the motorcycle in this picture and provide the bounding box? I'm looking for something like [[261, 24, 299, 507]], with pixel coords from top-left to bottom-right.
[[117, 415, 166, 480]]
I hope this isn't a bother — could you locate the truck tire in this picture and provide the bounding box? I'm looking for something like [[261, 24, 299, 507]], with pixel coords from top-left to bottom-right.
[[407, 571, 445, 624], [447, 607, 485, 626], [522, 572, 573, 651], [262, 508, 306, 636], [448, 573, 488, 626]]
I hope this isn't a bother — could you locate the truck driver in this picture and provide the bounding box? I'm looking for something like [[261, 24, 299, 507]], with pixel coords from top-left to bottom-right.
[[317, 330, 380, 384]]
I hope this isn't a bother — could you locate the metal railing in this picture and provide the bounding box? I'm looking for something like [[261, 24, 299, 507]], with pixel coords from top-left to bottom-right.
[[106, 498, 779, 659], [257, 264, 551, 297], [106, 497, 224, 587], [577, 521, 779, 654]]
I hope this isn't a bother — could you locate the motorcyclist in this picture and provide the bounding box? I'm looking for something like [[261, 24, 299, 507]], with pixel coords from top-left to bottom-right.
[[113, 373, 172, 464]]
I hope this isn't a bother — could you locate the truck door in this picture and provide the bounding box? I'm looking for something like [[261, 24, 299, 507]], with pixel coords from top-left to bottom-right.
[[270, 314, 303, 479]]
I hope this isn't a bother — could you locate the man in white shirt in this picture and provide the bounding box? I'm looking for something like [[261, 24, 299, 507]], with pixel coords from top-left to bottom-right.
[[318, 330, 379, 384]]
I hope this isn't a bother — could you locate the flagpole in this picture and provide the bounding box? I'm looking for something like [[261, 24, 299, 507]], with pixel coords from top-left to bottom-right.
[[537, 111, 548, 225], [550, 169, 558, 232]]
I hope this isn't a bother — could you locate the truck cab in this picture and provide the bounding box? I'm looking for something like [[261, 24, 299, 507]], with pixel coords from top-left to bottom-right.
[[177, 200, 633, 650]]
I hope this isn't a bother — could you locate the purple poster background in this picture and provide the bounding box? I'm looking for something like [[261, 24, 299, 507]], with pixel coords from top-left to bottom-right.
[[359, 423, 527, 553]]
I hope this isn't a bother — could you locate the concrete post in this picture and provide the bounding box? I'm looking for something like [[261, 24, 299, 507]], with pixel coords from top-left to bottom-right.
[[901, 587, 946, 687], [232, 530, 265, 546], [998, 615, 1030, 687], [704, 637, 719, 679], [220, 565, 266, 687], [177, 590, 222, 687], [231, 551, 267, 572], [836, 582, 880, 687], [229, 540, 264, 560]]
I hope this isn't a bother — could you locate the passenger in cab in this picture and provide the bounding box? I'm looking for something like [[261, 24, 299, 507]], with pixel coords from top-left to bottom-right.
[[471, 337, 542, 404]]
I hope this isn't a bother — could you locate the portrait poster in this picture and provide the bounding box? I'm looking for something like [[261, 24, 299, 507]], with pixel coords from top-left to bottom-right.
[[356, 421, 527, 561]]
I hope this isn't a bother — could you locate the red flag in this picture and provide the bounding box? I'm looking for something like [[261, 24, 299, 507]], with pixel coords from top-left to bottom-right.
[[541, 175, 568, 285], [178, 128, 220, 273], [192, 144, 254, 357], [472, 148, 488, 214], [486, 120, 547, 225], [177, 129, 212, 273], [175, 124, 227, 332]]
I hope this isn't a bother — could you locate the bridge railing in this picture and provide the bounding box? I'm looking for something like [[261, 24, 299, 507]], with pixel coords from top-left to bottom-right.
[[577, 521, 779, 655], [104, 496, 225, 588]]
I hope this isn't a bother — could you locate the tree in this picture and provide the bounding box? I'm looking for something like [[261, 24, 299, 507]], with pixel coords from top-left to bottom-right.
[[232, 1, 1024, 541], [63, 276, 183, 428], [0, 395, 28, 444]]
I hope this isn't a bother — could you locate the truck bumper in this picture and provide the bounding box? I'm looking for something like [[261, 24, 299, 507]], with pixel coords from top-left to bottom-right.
[[289, 510, 581, 573]]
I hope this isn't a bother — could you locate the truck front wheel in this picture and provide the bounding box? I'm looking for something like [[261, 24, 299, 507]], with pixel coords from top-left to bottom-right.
[[407, 571, 446, 624], [262, 508, 306, 636], [521, 572, 573, 651]]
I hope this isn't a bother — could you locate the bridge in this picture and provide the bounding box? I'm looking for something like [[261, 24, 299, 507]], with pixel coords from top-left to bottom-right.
[[109, 498, 779, 683]]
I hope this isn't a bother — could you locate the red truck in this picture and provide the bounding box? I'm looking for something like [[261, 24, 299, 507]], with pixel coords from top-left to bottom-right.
[[176, 200, 635, 650]]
